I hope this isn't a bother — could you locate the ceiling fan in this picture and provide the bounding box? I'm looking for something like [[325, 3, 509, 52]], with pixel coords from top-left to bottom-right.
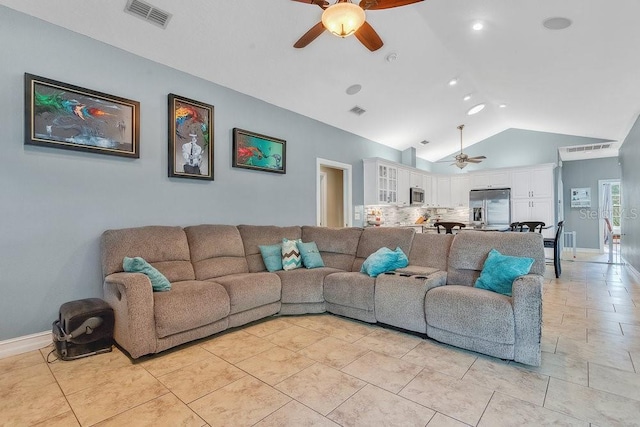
[[449, 124, 486, 169], [292, 0, 424, 52]]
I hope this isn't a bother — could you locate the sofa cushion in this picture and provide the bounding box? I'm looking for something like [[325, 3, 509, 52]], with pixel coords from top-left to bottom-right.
[[275, 267, 341, 304], [213, 272, 281, 315], [153, 280, 230, 338], [297, 241, 325, 268], [185, 225, 249, 279], [475, 249, 534, 296], [238, 225, 302, 273], [447, 231, 545, 286], [259, 244, 283, 272], [425, 285, 515, 345], [301, 226, 362, 271], [101, 226, 195, 281], [353, 227, 415, 272], [323, 272, 376, 312], [407, 233, 454, 271], [282, 238, 302, 271], [123, 257, 171, 292]]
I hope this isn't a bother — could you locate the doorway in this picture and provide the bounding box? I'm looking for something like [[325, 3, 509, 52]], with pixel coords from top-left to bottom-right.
[[598, 179, 622, 263], [316, 158, 352, 227]]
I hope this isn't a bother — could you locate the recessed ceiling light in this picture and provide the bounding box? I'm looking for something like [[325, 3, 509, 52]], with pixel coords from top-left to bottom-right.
[[499, 104, 507, 108], [467, 103, 485, 115], [472, 22, 484, 31], [346, 84, 362, 95], [543, 17, 572, 30], [463, 94, 472, 101], [448, 78, 458, 86]]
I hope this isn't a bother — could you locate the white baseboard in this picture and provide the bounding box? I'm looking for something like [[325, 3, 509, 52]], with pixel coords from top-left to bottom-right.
[[0, 330, 51, 360]]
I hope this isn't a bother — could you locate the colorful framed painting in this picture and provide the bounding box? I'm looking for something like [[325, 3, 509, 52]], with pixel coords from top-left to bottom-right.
[[168, 94, 214, 180], [24, 73, 139, 158], [232, 128, 286, 174]]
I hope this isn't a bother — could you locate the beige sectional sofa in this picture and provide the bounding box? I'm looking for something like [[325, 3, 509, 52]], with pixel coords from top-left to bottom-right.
[[101, 225, 545, 366]]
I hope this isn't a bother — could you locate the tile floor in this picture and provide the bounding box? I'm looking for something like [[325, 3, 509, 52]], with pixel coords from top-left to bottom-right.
[[1, 259, 640, 426]]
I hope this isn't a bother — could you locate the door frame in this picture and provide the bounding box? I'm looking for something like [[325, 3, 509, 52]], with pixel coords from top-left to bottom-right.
[[598, 178, 620, 253], [316, 158, 352, 227]]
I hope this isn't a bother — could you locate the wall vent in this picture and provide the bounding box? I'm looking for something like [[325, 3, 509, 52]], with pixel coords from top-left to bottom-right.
[[125, 0, 172, 29], [566, 143, 611, 153], [349, 106, 366, 116]]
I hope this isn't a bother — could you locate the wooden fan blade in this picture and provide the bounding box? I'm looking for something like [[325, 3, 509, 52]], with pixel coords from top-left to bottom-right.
[[355, 21, 383, 51], [467, 156, 487, 160], [466, 159, 483, 163], [291, 0, 329, 9], [359, 0, 423, 10], [294, 22, 326, 48]]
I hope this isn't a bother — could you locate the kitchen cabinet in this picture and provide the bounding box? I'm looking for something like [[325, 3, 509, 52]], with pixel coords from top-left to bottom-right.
[[450, 175, 470, 208], [397, 168, 410, 206], [470, 170, 511, 189], [364, 159, 398, 205], [511, 165, 554, 199], [410, 171, 425, 189], [423, 174, 434, 207], [434, 176, 451, 208], [511, 164, 555, 237]]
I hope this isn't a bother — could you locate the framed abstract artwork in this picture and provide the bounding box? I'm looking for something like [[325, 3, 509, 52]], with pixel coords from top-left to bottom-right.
[[232, 128, 286, 174], [24, 73, 140, 158], [168, 94, 214, 180]]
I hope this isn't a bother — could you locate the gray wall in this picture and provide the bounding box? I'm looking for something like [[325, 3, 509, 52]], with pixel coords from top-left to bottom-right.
[[0, 6, 401, 340], [561, 158, 621, 249], [620, 115, 640, 271], [429, 128, 611, 174]]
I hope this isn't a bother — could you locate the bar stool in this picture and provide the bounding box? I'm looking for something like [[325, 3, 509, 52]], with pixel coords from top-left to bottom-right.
[[433, 222, 466, 234]]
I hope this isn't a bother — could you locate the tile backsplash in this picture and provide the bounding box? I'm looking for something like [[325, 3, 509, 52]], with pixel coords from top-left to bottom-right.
[[365, 205, 470, 226]]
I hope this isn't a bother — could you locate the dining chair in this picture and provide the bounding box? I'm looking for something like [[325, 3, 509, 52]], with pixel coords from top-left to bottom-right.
[[518, 221, 545, 233], [433, 222, 466, 234], [543, 221, 564, 278], [509, 222, 520, 231]]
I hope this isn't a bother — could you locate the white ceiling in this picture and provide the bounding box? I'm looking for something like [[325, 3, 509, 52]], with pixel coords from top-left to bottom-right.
[[4, 0, 639, 162]]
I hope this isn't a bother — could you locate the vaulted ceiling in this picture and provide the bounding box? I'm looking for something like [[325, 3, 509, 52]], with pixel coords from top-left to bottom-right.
[[4, 0, 639, 162]]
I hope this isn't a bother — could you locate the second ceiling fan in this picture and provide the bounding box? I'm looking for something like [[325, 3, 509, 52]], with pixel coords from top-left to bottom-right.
[[292, 0, 424, 52]]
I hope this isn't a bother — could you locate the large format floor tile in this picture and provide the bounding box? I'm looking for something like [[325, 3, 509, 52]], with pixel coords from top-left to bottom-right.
[[2, 258, 640, 426]]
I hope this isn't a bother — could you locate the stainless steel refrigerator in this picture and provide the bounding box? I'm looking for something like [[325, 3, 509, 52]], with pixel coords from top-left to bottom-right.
[[469, 188, 511, 227]]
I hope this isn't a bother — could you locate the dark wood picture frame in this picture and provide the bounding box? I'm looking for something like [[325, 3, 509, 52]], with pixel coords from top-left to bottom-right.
[[232, 128, 286, 174], [168, 94, 214, 180], [24, 73, 140, 158]]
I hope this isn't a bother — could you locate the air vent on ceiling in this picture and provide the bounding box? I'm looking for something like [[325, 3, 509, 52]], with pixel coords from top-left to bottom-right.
[[419, 140, 430, 145], [349, 106, 366, 116], [566, 143, 611, 153], [125, 0, 172, 29]]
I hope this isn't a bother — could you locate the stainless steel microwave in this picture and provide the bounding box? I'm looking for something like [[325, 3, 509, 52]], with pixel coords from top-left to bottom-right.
[[410, 187, 425, 205]]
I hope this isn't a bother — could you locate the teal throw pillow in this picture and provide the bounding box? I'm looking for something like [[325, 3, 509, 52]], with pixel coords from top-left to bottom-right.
[[361, 246, 407, 277], [123, 256, 171, 292], [282, 238, 302, 271], [297, 241, 325, 269], [259, 244, 283, 272], [475, 249, 534, 296]]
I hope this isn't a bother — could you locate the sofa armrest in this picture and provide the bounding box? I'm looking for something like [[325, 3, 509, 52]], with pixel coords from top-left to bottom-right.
[[103, 272, 157, 358], [423, 270, 447, 292], [512, 274, 543, 366]]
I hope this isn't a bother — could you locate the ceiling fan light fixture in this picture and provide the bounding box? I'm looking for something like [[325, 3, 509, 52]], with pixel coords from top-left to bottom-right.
[[322, 2, 366, 38]]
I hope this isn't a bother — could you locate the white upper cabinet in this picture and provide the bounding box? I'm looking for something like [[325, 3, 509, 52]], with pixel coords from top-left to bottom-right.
[[470, 169, 511, 189], [364, 159, 399, 205], [397, 168, 410, 206], [450, 175, 470, 208], [424, 174, 434, 207], [435, 175, 451, 208], [511, 165, 554, 199], [410, 171, 425, 189]]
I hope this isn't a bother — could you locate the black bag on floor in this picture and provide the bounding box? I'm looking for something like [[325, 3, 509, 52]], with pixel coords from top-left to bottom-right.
[[52, 298, 114, 361]]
